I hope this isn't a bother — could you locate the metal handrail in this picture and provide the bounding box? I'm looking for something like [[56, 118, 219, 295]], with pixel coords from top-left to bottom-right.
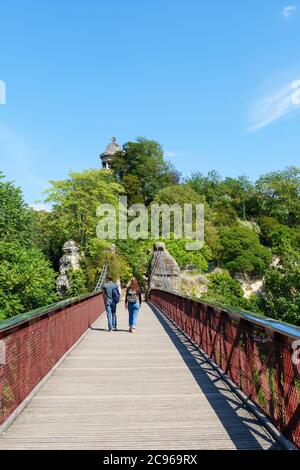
[[150, 288, 300, 340], [0, 290, 102, 334]]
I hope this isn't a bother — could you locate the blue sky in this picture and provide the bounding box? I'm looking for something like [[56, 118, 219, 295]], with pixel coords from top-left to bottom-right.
[[0, 0, 300, 207]]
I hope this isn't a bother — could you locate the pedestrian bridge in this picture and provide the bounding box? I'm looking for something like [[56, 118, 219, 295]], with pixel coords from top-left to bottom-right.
[[0, 290, 299, 450]]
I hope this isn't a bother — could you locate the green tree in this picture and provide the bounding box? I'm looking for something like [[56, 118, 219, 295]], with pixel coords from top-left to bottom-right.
[[32, 209, 68, 270], [43, 169, 126, 294], [255, 166, 300, 225], [258, 216, 281, 245], [211, 206, 238, 228], [0, 174, 57, 319], [269, 225, 300, 261], [0, 172, 34, 245], [101, 251, 132, 285], [152, 184, 206, 238], [260, 264, 300, 325], [0, 242, 57, 319], [217, 227, 272, 276], [116, 239, 153, 288], [153, 184, 204, 205], [205, 271, 263, 313], [222, 175, 254, 220], [83, 239, 114, 290], [186, 170, 223, 206], [121, 174, 143, 205], [45, 169, 124, 247], [83, 239, 132, 289], [205, 272, 245, 307], [111, 137, 180, 204]]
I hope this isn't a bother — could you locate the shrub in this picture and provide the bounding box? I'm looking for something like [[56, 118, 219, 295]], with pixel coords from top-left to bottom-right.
[[0, 242, 57, 319]]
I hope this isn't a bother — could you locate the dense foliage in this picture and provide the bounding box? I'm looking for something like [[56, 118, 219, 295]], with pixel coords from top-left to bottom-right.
[[260, 264, 300, 325], [1, 139, 300, 325], [205, 272, 245, 308], [216, 227, 272, 276], [0, 242, 57, 319], [0, 174, 57, 319], [0, 172, 34, 245], [110, 137, 180, 204], [185, 166, 300, 324]]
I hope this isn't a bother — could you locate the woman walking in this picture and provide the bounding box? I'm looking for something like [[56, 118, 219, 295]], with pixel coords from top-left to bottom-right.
[[125, 277, 142, 333]]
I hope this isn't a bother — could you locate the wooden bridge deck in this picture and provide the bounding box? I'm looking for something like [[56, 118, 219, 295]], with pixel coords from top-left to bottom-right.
[[0, 303, 280, 450]]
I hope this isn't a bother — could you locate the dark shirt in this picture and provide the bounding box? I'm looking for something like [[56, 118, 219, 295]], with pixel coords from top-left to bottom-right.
[[102, 281, 118, 303], [125, 288, 142, 305]]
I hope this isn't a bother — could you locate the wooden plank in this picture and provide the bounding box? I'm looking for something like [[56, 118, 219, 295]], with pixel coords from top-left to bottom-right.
[[0, 303, 280, 450]]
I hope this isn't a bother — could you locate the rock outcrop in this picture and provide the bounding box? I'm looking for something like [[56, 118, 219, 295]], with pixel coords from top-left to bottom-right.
[[56, 240, 81, 297], [180, 271, 209, 297], [234, 274, 264, 298], [150, 242, 181, 291], [237, 219, 261, 234]]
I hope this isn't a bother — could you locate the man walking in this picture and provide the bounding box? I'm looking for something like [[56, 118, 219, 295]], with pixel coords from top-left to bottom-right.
[[102, 275, 119, 332]]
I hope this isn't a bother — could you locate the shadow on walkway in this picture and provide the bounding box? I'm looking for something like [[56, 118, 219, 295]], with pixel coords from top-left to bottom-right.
[[148, 303, 280, 450], [91, 327, 129, 333]]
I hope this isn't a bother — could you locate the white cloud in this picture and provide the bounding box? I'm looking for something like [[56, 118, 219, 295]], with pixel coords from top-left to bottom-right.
[[282, 5, 296, 18], [248, 78, 300, 131], [164, 150, 184, 158], [29, 202, 52, 212], [164, 150, 177, 157]]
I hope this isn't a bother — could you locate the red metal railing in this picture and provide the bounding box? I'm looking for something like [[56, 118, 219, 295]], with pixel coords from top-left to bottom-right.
[[0, 291, 104, 427], [149, 289, 300, 448]]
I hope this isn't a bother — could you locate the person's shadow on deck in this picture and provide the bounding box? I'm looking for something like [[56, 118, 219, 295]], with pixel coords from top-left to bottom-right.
[[148, 303, 280, 451], [91, 327, 129, 332]]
